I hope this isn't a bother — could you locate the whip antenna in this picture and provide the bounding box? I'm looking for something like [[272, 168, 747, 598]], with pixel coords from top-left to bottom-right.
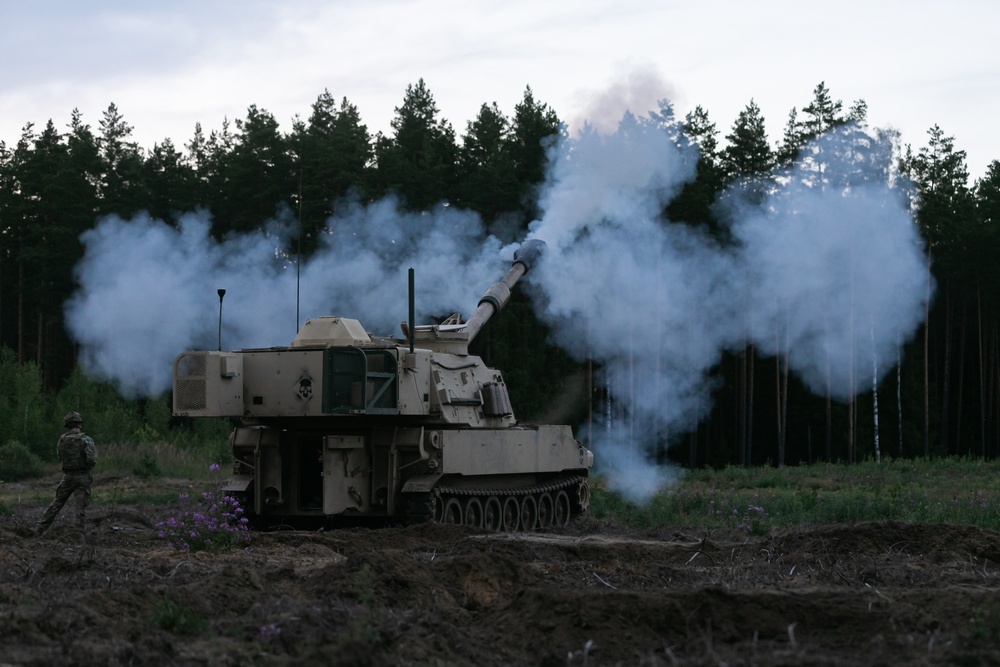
[[296, 168, 303, 334], [217, 288, 226, 351]]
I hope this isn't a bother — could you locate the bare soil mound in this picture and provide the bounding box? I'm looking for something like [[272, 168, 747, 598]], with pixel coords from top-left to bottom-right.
[[2, 475, 999, 666]]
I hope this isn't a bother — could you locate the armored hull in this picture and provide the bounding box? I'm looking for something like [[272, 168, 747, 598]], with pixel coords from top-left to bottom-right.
[[172, 240, 593, 530]]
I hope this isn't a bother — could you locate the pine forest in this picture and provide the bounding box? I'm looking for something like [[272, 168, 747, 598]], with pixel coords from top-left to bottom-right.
[[2, 80, 999, 471]]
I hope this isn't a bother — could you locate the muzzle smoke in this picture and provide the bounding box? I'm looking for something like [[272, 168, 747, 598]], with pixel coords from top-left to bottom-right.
[[66, 199, 507, 397], [526, 109, 928, 502]]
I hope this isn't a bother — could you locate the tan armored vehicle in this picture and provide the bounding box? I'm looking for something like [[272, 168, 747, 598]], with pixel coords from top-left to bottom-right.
[[172, 240, 594, 530]]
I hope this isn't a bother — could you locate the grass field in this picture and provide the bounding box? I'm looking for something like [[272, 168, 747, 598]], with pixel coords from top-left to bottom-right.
[[589, 457, 1000, 534], [9, 442, 1000, 535]]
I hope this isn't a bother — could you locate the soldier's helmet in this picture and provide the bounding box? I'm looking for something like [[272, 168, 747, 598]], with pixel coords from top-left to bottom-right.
[[63, 411, 84, 427]]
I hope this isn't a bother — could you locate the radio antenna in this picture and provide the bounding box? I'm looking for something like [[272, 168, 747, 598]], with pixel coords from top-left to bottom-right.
[[296, 168, 303, 334], [217, 288, 226, 351], [408, 268, 415, 353]]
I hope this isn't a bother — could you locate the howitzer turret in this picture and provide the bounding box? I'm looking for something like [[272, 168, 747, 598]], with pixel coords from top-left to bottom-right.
[[172, 239, 593, 530]]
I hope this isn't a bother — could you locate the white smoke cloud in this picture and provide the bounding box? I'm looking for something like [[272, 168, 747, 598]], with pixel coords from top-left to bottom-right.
[[526, 118, 931, 504], [598, 426, 680, 505], [66, 199, 504, 397], [568, 62, 680, 137], [734, 179, 928, 401], [532, 105, 694, 253]]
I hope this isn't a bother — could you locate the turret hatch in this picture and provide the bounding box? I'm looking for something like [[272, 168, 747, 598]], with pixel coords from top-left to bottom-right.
[[292, 317, 371, 347]]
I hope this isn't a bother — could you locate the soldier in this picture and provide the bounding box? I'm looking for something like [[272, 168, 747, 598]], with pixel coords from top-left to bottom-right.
[[36, 411, 98, 535]]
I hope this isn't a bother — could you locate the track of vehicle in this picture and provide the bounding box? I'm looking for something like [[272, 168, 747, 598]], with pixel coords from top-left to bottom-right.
[[406, 475, 589, 531]]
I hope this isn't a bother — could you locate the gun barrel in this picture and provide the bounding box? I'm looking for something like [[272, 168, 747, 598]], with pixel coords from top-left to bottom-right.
[[462, 240, 545, 342]]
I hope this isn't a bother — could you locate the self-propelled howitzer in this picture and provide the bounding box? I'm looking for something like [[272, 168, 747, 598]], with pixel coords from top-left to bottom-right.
[[172, 240, 594, 530]]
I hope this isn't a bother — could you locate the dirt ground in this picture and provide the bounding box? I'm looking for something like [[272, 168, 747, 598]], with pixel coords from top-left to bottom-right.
[[3, 474, 1000, 666]]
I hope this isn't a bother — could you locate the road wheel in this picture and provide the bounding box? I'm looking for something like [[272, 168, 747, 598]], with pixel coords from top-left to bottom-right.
[[501, 496, 520, 532], [554, 490, 571, 527], [520, 495, 537, 532], [442, 497, 463, 524], [537, 493, 554, 529], [483, 496, 502, 531], [464, 497, 484, 528]]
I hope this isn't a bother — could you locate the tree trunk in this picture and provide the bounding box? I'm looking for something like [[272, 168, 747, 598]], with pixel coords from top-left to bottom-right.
[[897, 336, 903, 457], [775, 339, 785, 467], [988, 323, 998, 457], [923, 250, 932, 458], [654, 340, 665, 463], [780, 347, 789, 467], [955, 295, 967, 456], [17, 260, 25, 364], [871, 315, 880, 463], [941, 288, 952, 453], [978, 283, 987, 457], [824, 311, 833, 460], [826, 390, 833, 461], [849, 320, 857, 464], [628, 331, 635, 454], [688, 420, 697, 468], [36, 312, 43, 365], [587, 356, 593, 453], [747, 346, 755, 465], [994, 329, 1000, 457], [739, 346, 747, 466]]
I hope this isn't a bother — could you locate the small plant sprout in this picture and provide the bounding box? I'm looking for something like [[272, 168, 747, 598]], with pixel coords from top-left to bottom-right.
[[258, 623, 281, 642]]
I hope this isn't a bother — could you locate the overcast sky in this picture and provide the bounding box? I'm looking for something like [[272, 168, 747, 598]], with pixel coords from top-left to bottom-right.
[[2, 0, 997, 181]]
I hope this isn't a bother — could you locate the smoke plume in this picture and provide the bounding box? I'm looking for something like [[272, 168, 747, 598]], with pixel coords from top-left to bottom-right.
[[65, 100, 930, 505], [66, 198, 506, 397], [525, 114, 929, 502], [568, 62, 680, 137]]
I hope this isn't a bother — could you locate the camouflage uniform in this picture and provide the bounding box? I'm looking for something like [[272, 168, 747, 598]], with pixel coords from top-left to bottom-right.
[[37, 414, 97, 534]]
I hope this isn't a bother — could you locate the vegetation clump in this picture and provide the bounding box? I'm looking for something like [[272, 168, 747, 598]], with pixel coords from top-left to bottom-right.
[[151, 597, 207, 636], [590, 457, 1000, 535], [0, 440, 44, 481], [154, 464, 250, 552]]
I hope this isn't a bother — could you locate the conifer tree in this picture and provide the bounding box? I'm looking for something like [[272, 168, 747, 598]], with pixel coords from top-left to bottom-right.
[[456, 101, 519, 225], [722, 100, 773, 181], [508, 86, 562, 222], [97, 103, 148, 215], [289, 91, 373, 253], [218, 105, 295, 234], [799, 81, 844, 142], [901, 125, 975, 457], [373, 79, 457, 210], [143, 138, 198, 222]]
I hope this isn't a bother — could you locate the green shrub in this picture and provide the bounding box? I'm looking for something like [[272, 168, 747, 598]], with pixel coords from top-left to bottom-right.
[[0, 440, 45, 481], [133, 451, 164, 479], [55, 367, 143, 445], [0, 348, 50, 459], [101, 441, 217, 480], [142, 396, 173, 438]]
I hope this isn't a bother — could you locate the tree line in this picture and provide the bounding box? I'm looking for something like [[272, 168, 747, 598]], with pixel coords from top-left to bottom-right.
[[1, 79, 998, 468]]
